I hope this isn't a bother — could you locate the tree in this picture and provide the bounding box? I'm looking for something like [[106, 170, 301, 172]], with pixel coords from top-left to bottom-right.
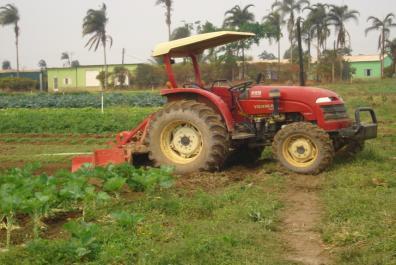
[[71, 60, 80, 67], [328, 5, 359, 80], [61, 52, 71, 67], [386, 38, 396, 75], [113, 66, 130, 87], [155, 0, 173, 41], [224, 4, 255, 28], [134, 64, 166, 88], [328, 5, 359, 49], [0, 4, 20, 77], [83, 3, 112, 113], [272, 0, 310, 64], [263, 11, 283, 77], [365, 13, 396, 78], [2, 60, 11, 70], [223, 4, 255, 79], [259, 51, 277, 60], [303, 3, 330, 76], [171, 22, 193, 40], [38, 59, 47, 70]]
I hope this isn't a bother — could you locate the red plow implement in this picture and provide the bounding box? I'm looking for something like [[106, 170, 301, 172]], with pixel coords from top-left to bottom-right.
[[71, 116, 152, 172]]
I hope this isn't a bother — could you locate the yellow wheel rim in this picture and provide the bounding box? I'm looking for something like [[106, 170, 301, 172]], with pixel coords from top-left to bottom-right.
[[282, 135, 318, 168], [160, 120, 203, 164]]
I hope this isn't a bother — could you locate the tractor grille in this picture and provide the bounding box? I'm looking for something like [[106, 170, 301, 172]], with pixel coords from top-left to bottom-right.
[[321, 104, 348, 120]]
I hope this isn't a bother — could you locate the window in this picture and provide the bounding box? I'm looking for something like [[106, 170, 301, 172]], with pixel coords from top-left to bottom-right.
[[364, 69, 372, 77], [64, 77, 71, 85], [53, 77, 58, 89]]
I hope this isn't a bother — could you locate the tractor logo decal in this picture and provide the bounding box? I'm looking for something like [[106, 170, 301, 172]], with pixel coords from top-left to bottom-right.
[[254, 104, 273, 109]]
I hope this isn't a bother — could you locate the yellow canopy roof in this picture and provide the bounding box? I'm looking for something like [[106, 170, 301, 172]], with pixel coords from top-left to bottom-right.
[[152, 31, 255, 58]]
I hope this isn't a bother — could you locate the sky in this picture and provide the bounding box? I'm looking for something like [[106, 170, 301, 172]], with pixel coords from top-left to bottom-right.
[[0, 0, 396, 69]]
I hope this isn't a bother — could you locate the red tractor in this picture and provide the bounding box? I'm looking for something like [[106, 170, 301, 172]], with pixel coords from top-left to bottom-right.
[[72, 31, 377, 174]]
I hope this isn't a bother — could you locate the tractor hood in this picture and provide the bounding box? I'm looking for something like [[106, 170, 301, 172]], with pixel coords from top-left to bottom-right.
[[248, 86, 343, 105]]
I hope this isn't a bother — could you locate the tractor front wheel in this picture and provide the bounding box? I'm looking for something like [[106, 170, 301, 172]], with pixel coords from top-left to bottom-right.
[[146, 100, 230, 174], [272, 122, 334, 174]]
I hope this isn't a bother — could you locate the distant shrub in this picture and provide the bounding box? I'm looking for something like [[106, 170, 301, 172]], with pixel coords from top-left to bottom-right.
[[384, 66, 395, 78], [0, 77, 37, 91]]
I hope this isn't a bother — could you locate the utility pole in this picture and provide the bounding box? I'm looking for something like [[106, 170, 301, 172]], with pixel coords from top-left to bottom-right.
[[296, 17, 305, 86], [332, 41, 336, 83], [122, 48, 125, 65]]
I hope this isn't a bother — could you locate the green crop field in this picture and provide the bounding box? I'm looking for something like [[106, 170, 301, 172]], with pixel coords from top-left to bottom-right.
[[0, 79, 395, 264]]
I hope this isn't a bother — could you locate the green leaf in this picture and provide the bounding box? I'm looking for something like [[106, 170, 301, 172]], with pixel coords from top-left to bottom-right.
[[103, 177, 126, 192]]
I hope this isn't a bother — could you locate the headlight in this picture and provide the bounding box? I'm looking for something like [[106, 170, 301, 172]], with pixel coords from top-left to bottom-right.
[[315, 97, 333, 103]]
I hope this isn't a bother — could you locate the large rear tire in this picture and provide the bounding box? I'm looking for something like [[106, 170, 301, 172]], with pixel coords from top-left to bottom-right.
[[272, 122, 334, 174], [145, 100, 230, 174]]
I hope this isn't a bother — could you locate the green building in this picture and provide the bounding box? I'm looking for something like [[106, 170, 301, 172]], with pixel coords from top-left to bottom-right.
[[345, 55, 393, 79], [47, 64, 138, 92]]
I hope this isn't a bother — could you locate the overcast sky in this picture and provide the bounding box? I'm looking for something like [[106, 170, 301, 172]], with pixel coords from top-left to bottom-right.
[[0, 0, 395, 69]]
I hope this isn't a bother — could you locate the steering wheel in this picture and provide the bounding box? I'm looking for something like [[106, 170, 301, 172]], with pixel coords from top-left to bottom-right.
[[183, 82, 204, 89], [229, 81, 254, 92]]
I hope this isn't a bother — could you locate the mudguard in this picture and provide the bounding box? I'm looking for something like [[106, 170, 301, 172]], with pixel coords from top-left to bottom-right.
[[161, 88, 234, 131]]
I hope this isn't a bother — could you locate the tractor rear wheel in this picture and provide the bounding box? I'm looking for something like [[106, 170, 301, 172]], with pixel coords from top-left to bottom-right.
[[272, 122, 334, 174], [146, 100, 230, 174]]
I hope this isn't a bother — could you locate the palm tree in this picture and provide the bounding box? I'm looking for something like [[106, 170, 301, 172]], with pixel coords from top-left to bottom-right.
[[328, 5, 359, 49], [61, 52, 71, 67], [328, 5, 359, 80], [386, 38, 396, 75], [365, 13, 396, 78], [303, 3, 330, 80], [156, 0, 173, 41], [272, 0, 310, 64], [224, 4, 255, 79], [263, 11, 283, 78], [38, 59, 47, 70], [171, 22, 193, 40], [0, 4, 20, 77], [83, 3, 112, 113], [71, 60, 80, 67], [2, 60, 11, 70], [224, 4, 255, 28]]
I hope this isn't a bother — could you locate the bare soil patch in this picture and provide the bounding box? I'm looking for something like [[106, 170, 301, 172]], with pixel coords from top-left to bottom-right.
[[280, 174, 331, 265]]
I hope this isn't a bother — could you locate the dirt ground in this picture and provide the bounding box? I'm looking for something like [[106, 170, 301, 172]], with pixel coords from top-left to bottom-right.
[[281, 174, 331, 265]]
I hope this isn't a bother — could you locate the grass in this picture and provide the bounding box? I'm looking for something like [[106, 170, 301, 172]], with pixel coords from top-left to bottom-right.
[[0, 107, 157, 133], [0, 79, 395, 264], [318, 79, 396, 264], [0, 171, 290, 265]]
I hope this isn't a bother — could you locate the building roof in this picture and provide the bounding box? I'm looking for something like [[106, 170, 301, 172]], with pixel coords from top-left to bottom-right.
[[47, 63, 139, 70], [0, 69, 41, 73], [344, 55, 382, 62], [250, 59, 290, 64], [152, 31, 255, 58]]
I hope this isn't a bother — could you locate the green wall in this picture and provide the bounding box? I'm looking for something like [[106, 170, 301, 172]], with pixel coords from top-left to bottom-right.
[[47, 64, 137, 92], [351, 57, 392, 78]]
